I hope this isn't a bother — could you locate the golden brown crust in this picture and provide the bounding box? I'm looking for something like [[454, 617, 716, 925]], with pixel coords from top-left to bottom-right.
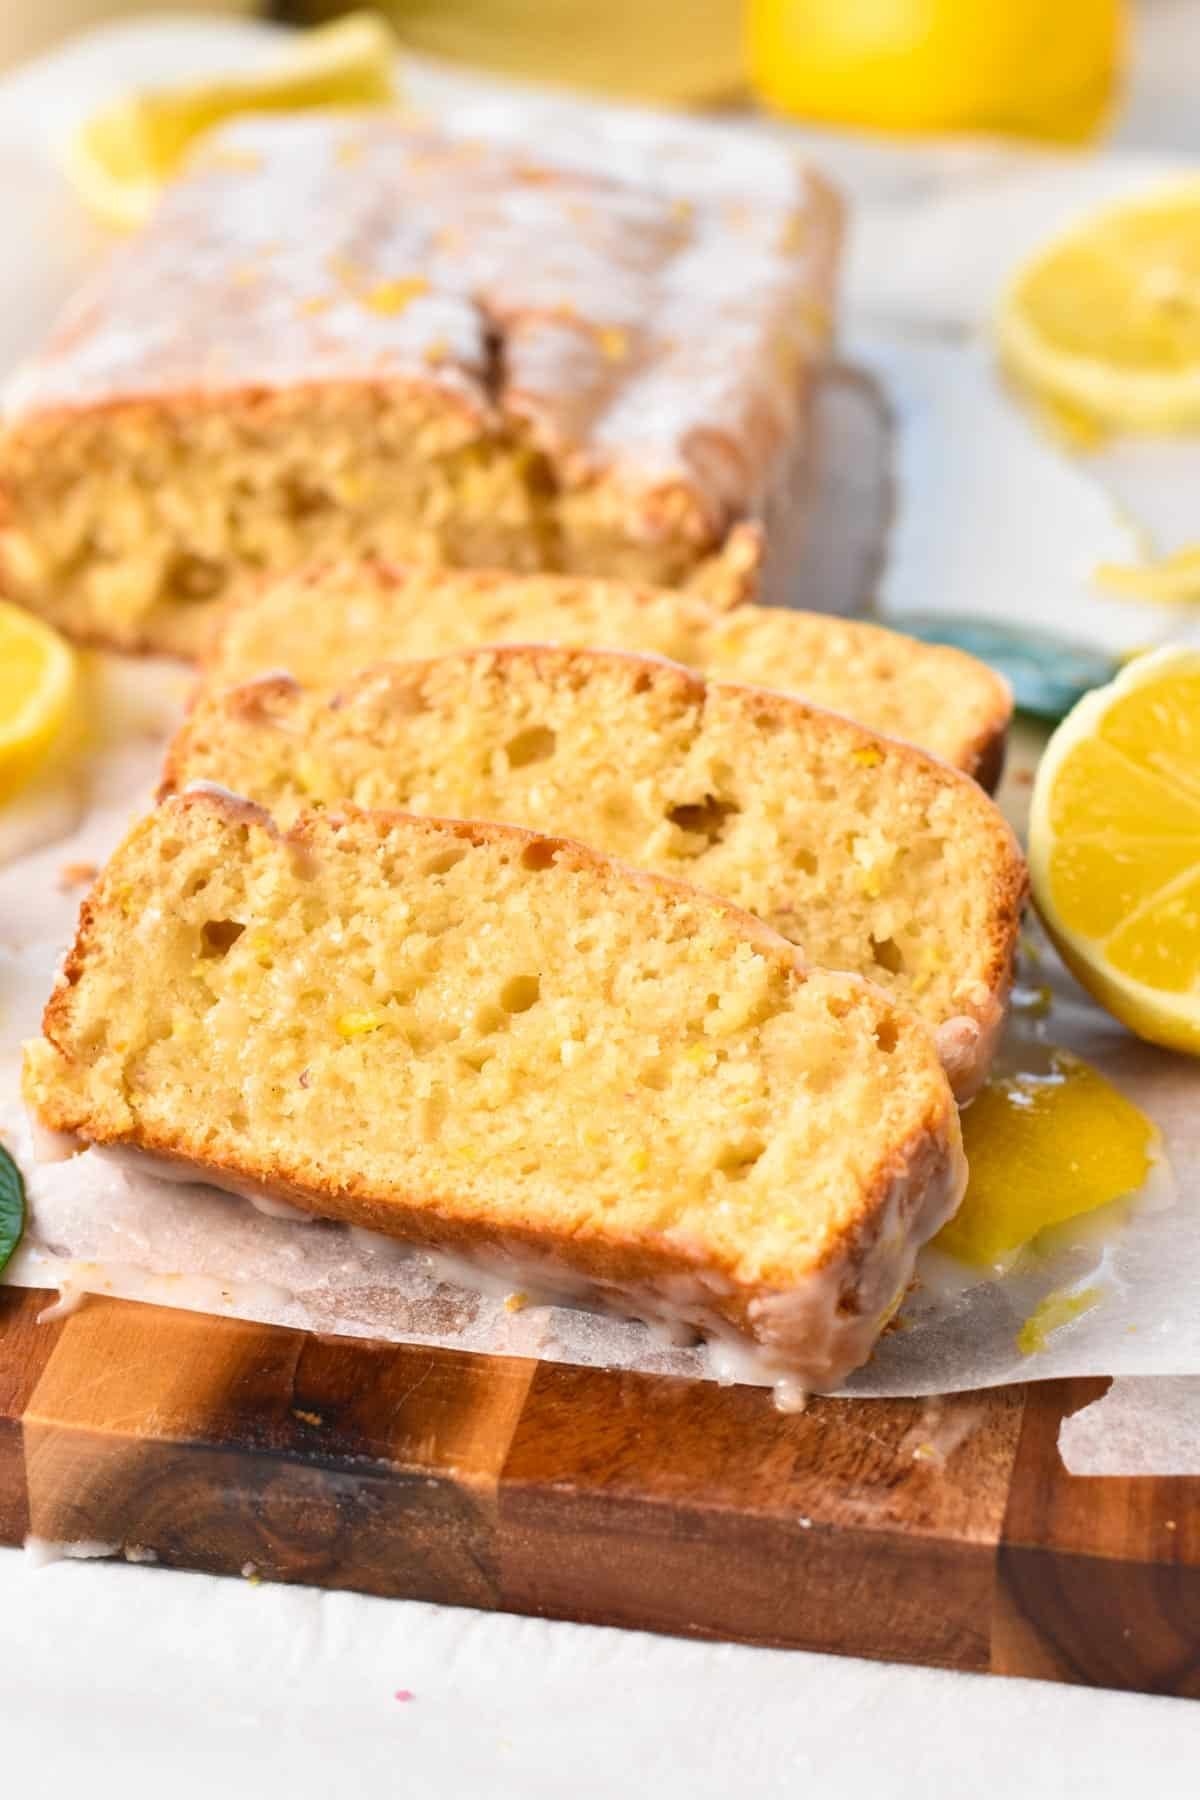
[[966, 714, 1009, 794], [42, 1047, 954, 1282], [726, 672, 1028, 1030], [25, 1041, 958, 1376]]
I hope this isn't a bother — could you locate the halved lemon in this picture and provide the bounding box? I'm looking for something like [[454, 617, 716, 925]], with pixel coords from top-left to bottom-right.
[[998, 180, 1200, 433], [1029, 647, 1200, 1054], [0, 602, 78, 800], [65, 11, 398, 232]]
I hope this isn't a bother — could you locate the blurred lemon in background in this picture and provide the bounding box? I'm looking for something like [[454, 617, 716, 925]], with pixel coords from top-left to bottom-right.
[[0, 603, 77, 802], [749, 0, 1124, 141], [999, 180, 1200, 434], [67, 11, 397, 229], [1029, 646, 1200, 1056], [301, 0, 745, 103]]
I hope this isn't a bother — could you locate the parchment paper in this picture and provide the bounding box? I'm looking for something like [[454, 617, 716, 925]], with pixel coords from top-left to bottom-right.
[[1059, 1378, 1200, 1477]]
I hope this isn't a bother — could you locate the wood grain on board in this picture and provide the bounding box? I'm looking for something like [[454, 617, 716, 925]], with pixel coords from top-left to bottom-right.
[[2, 1286, 1199, 1697]]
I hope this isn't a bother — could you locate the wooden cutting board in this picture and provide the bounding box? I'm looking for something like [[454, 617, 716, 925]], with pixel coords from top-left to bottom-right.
[[3, 1284, 1199, 1697]]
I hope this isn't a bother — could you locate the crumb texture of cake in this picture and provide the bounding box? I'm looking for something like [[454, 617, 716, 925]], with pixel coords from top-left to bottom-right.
[[24, 792, 964, 1390], [0, 113, 838, 656], [166, 646, 1025, 1095], [206, 562, 1012, 784]]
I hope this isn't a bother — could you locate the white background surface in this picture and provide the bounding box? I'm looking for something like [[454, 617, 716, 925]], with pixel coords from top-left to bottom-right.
[[6, 1555, 1200, 1799], [4, 10, 1200, 1794]]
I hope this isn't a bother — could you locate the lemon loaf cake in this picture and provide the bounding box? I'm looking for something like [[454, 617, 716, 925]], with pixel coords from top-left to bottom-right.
[[0, 112, 839, 658], [205, 562, 1012, 785], [165, 647, 1026, 1095], [24, 791, 965, 1391]]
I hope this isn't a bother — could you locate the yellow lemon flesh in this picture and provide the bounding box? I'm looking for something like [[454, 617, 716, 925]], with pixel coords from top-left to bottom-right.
[[1029, 647, 1200, 1054], [999, 181, 1200, 433], [747, 0, 1122, 142], [66, 12, 397, 231], [0, 602, 78, 800], [935, 1051, 1156, 1269]]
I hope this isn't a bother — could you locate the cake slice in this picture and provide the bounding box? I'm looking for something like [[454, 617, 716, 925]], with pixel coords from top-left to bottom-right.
[[164, 646, 1026, 1096], [23, 791, 965, 1392], [0, 111, 838, 658], [204, 562, 1012, 786]]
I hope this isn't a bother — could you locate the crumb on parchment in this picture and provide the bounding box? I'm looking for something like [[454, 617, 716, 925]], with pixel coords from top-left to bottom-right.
[[57, 861, 98, 891]]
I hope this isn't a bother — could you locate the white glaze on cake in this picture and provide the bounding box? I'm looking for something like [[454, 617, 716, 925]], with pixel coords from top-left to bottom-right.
[[2, 112, 839, 541], [24, 1121, 966, 1396]]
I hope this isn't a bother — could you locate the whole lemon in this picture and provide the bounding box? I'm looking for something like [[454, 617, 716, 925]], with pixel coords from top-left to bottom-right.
[[748, 0, 1124, 143]]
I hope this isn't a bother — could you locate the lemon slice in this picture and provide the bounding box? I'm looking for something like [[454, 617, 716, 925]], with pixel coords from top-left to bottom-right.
[[998, 180, 1200, 433], [1029, 646, 1200, 1054], [65, 12, 398, 231], [0, 602, 78, 800]]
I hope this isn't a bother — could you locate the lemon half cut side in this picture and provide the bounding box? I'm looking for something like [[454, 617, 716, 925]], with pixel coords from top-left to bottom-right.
[[1029, 646, 1200, 1055]]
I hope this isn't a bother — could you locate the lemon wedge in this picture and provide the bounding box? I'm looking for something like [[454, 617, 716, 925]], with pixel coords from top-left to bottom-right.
[[1029, 647, 1200, 1055], [65, 12, 398, 231], [998, 181, 1200, 433], [0, 602, 78, 800], [935, 1051, 1156, 1269]]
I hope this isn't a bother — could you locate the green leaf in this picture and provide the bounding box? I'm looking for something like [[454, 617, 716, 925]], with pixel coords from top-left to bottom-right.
[[0, 1144, 25, 1277], [883, 612, 1121, 723]]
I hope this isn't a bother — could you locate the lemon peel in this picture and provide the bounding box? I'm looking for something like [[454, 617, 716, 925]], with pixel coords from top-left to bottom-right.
[[1093, 544, 1200, 605]]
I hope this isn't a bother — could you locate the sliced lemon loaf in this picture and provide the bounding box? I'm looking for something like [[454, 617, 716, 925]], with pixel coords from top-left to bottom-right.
[[204, 562, 1012, 786], [23, 791, 965, 1392], [165, 647, 1026, 1096], [0, 115, 836, 656]]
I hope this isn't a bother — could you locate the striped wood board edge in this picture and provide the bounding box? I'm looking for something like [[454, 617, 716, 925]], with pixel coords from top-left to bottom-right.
[[2, 1286, 1199, 1696]]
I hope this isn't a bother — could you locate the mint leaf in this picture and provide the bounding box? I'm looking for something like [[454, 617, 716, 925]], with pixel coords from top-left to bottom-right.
[[0, 1145, 25, 1276]]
